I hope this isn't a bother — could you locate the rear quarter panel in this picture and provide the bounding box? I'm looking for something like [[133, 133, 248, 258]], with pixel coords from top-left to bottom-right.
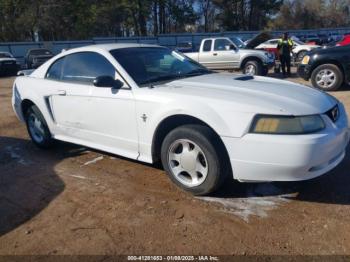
[[12, 76, 58, 133]]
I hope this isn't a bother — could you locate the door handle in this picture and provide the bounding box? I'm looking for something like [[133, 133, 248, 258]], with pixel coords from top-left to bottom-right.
[[57, 90, 66, 96], [213, 53, 218, 56]]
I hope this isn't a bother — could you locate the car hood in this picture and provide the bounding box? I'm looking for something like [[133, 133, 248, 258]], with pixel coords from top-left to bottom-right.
[[0, 58, 16, 62], [309, 45, 350, 55], [153, 73, 337, 115], [298, 44, 320, 49], [239, 48, 269, 56]]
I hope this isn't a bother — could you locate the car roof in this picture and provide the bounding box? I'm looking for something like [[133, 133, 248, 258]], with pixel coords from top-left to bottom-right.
[[29, 48, 50, 51], [66, 43, 163, 53]]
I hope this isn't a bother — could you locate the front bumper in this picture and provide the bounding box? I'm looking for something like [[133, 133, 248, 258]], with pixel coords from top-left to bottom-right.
[[264, 61, 275, 69], [297, 64, 312, 80], [222, 104, 349, 182]]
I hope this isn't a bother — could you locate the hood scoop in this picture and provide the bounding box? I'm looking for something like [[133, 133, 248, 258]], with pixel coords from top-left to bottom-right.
[[234, 75, 254, 81]]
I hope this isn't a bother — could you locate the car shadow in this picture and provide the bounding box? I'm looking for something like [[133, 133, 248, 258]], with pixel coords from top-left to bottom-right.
[[268, 71, 303, 80], [0, 136, 86, 236], [211, 144, 350, 205], [0, 135, 349, 237]]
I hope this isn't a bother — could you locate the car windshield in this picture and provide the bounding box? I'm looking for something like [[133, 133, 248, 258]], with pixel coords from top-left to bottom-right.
[[0, 53, 12, 58], [110, 47, 213, 86], [29, 49, 52, 55], [230, 37, 245, 48]]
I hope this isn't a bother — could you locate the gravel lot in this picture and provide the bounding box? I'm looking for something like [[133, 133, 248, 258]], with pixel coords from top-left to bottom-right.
[[0, 71, 350, 255]]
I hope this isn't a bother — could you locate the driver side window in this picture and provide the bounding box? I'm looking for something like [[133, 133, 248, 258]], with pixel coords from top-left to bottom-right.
[[46, 52, 116, 84], [214, 39, 232, 51]]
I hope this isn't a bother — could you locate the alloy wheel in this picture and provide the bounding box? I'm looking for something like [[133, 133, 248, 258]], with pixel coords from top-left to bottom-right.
[[168, 139, 208, 187], [316, 69, 337, 89], [28, 112, 45, 143]]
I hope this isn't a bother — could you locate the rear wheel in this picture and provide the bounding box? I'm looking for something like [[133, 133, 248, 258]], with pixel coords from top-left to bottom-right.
[[161, 124, 229, 195], [242, 60, 262, 76], [311, 64, 343, 91], [25, 105, 54, 148]]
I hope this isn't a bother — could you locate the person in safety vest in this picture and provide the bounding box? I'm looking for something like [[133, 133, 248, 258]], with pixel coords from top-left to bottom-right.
[[277, 32, 293, 77]]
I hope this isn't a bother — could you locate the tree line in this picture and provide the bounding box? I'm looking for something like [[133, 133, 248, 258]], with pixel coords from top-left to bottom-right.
[[1, 0, 350, 42]]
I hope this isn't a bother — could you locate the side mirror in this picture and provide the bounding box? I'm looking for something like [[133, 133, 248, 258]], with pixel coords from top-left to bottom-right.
[[229, 44, 236, 50], [93, 75, 124, 89]]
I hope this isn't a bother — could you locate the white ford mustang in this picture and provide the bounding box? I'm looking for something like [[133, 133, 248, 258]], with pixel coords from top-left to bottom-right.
[[12, 44, 350, 195]]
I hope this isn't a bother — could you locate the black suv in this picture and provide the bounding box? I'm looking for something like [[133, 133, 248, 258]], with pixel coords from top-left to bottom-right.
[[25, 48, 53, 69], [298, 45, 350, 91]]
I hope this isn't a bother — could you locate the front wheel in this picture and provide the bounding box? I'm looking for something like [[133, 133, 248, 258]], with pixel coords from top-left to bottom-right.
[[311, 64, 343, 91], [242, 60, 262, 76], [25, 105, 54, 148], [296, 50, 307, 62], [161, 125, 229, 195]]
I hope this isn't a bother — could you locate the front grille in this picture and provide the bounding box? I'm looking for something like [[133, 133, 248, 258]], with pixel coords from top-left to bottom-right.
[[325, 104, 340, 122], [35, 58, 47, 63]]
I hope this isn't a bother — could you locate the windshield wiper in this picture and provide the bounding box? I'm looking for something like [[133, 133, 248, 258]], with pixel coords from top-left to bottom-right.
[[139, 69, 213, 86], [183, 69, 214, 77], [139, 74, 182, 85]]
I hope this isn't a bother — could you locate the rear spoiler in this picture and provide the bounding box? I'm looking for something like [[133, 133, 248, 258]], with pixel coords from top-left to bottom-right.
[[17, 69, 35, 76]]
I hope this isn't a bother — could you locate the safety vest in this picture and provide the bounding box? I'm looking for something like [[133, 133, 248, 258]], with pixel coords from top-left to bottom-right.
[[277, 38, 293, 55]]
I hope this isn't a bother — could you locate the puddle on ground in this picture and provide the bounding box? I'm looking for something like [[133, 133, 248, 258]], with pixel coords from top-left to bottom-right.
[[199, 183, 298, 222]]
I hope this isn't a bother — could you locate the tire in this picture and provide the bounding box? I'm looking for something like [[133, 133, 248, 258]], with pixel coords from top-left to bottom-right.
[[161, 124, 230, 196], [262, 67, 269, 76], [296, 50, 307, 62], [242, 60, 262, 76], [311, 64, 343, 91], [25, 105, 54, 148]]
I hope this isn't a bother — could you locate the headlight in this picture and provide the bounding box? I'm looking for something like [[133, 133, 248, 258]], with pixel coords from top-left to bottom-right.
[[250, 114, 325, 134], [301, 55, 310, 65]]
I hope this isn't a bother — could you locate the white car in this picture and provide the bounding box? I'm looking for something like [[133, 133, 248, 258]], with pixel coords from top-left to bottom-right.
[[12, 44, 349, 195], [256, 39, 320, 61]]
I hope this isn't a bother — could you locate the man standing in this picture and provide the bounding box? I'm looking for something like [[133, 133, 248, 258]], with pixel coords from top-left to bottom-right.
[[277, 32, 293, 77]]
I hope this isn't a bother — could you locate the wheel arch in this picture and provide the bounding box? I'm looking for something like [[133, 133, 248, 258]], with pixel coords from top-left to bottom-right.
[[151, 114, 231, 171], [240, 56, 263, 69], [21, 99, 36, 117], [310, 60, 345, 82], [296, 49, 308, 57]]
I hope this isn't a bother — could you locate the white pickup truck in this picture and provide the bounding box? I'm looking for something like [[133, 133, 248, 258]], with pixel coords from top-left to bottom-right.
[[185, 37, 275, 76]]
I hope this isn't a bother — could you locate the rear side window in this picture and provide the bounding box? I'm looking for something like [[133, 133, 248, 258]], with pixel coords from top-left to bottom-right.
[[61, 52, 116, 84], [202, 40, 212, 52], [46, 58, 64, 80]]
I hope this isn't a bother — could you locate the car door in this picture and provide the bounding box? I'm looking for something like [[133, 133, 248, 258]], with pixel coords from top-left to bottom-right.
[[198, 39, 214, 68], [209, 38, 240, 69], [48, 51, 138, 159]]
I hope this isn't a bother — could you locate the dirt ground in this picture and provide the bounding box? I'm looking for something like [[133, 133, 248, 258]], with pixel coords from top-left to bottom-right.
[[0, 70, 350, 256]]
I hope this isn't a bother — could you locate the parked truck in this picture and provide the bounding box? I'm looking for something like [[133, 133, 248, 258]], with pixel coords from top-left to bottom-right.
[[185, 37, 275, 76]]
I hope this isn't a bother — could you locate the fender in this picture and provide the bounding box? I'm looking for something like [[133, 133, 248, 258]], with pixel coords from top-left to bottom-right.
[[136, 97, 254, 163], [239, 56, 264, 69]]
